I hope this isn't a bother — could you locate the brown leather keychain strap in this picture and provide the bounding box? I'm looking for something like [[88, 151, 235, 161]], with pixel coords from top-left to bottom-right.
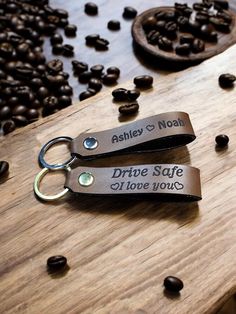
[[71, 111, 196, 159], [65, 164, 201, 202]]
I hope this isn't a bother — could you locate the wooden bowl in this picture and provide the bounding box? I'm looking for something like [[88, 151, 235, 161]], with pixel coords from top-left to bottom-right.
[[131, 6, 236, 65]]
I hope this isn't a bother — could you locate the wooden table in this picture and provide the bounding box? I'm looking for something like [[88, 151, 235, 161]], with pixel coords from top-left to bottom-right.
[[0, 1, 236, 314]]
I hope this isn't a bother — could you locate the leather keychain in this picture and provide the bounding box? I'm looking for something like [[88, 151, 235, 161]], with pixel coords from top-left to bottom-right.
[[34, 111, 202, 202]]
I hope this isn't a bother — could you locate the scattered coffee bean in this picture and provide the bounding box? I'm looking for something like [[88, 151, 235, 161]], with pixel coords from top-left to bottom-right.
[[72, 61, 89, 75], [90, 64, 104, 77], [85, 34, 100, 46], [123, 7, 137, 19], [47, 255, 68, 272], [65, 24, 77, 37], [95, 38, 109, 51], [3, 120, 16, 134], [176, 43, 191, 55], [133, 75, 153, 88], [88, 78, 103, 92], [107, 66, 120, 77], [164, 276, 184, 293], [0, 161, 9, 177], [107, 20, 120, 31], [79, 71, 92, 84], [215, 134, 229, 147], [79, 90, 95, 101], [119, 103, 139, 115], [218, 73, 236, 88], [62, 44, 74, 57], [85, 2, 98, 15], [52, 44, 63, 55], [103, 74, 118, 85], [112, 88, 128, 101], [127, 89, 140, 101]]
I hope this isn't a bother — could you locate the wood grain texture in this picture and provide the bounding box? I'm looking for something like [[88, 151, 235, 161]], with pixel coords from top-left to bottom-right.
[[0, 41, 236, 313]]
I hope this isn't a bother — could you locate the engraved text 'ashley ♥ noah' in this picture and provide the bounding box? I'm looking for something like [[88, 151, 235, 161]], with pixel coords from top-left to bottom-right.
[[111, 118, 185, 143]]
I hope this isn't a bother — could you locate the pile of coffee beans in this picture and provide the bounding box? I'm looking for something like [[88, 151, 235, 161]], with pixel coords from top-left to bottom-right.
[[112, 75, 153, 115], [0, 0, 75, 135], [142, 1, 233, 56], [72, 61, 120, 101]]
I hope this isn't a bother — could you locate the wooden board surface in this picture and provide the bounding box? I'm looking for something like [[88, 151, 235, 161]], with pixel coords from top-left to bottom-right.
[[0, 41, 236, 313]]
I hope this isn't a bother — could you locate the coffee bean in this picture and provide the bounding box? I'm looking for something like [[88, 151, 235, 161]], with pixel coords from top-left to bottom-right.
[[103, 74, 118, 85], [107, 20, 120, 31], [47, 255, 67, 272], [156, 11, 176, 21], [214, 0, 229, 10], [43, 96, 58, 110], [175, 43, 191, 55], [177, 16, 189, 31], [127, 89, 140, 101], [95, 38, 109, 50], [37, 64, 46, 74], [142, 16, 157, 32], [195, 12, 209, 24], [218, 73, 236, 88], [58, 95, 72, 108], [65, 24, 77, 37], [164, 276, 184, 293], [0, 42, 14, 58], [88, 78, 102, 92], [50, 33, 63, 45], [158, 36, 173, 51], [37, 86, 49, 99], [30, 78, 43, 89], [12, 105, 27, 116], [26, 108, 39, 120], [47, 59, 63, 74], [59, 71, 70, 80], [62, 44, 74, 57], [180, 34, 194, 45], [107, 66, 120, 78], [58, 85, 73, 96], [210, 17, 230, 33], [192, 38, 205, 53], [79, 90, 94, 101], [215, 134, 229, 147], [3, 120, 15, 134], [165, 21, 177, 38], [72, 61, 89, 75], [58, 18, 69, 28], [193, 3, 205, 11], [84, 2, 98, 15], [8, 97, 19, 107], [12, 115, 28, 127], [0, 161, 9, 177], [119, 103, 139, 115], [216, 12, 232, 24], [201, 24, 218, 42], [202, 0, 213, 9], [112, 88, 128, 101], [0, 106, 11, 120], [188, 20, 201, 35], [79, 71, 92, 84], [123, 6, 137, 19], [85, 34, 100, 46], [90, 64, 104, 77], [52, 44, 63, 55], [147, 31, 160, 45], [55, 9, 69, 19], [30, 99, 41, 109], [156, 20, 166, 32], [16, 43, 30, 56], [134, 75, 153, 88]]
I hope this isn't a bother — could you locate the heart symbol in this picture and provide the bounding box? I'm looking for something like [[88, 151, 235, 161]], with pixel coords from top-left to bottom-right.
[[146, 124, 155, 132], [110, 183, 120, 191], [174, 182, 184, 190]]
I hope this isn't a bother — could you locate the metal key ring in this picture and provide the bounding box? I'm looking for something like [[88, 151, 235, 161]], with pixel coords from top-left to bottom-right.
[[38, 136, 76, 170], [34, 167, 71, 201]]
